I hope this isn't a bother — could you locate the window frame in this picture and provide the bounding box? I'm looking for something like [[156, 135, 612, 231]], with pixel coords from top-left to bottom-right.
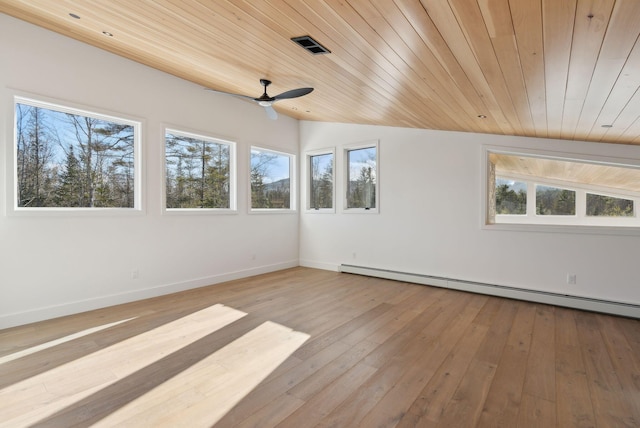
[[483, 146, 640, 234], [343, 140, 380, 214], [248, 145, 296, 214], [305, 148, 335, 213], [7, 93, 144, 216], [162, 126, 237, 215]]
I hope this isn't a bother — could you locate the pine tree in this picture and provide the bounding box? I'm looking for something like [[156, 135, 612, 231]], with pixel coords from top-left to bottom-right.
[[495, 183, 526, 214], [17, 106, 55, 207], [56, 145, 83, 206], [251, 168, 268, 208]]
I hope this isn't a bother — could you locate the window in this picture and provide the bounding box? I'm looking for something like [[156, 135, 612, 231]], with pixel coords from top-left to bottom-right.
[[345, 142, 378, 212], [586, 193, 633, 217], [308, 151, 334, 211], [12, 96, 140, 211], [486, 149, 640, 228], [536, 185, 575, 215], [250, 147, 294, 210], [495, 178, 526, 215], [164, 129, 235, 211]]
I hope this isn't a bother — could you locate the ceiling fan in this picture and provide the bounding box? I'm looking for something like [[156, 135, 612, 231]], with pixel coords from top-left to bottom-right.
[[206, 79, 313, 120]]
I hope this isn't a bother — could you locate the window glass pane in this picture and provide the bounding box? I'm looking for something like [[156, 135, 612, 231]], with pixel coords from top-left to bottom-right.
[[536, 185, 575, 215], [165, 131, 231, 209], [15, 102, 135, 208], [495, 178, 526, 214], [251, 148, 291, 209], [347, 147, 376, 209], [309, 153, 333, 209], [586, 193, 634, 217]]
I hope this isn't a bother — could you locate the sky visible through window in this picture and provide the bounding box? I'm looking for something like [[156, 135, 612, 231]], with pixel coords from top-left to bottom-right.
[[348, 147, 377, 181], [250, 148, 290, 183], [311, 153, 332, 178], [496, 177, 526, 192], [16, 103, 133, 172], [347, 146, 377, 209], [250, 147, 292, 209]]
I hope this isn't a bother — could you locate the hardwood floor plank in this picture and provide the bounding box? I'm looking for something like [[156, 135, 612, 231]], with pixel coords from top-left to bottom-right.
[[0, 304, 247, 427], [517, 393, 556, 427], [361, 292, 471, 370], [471, 298, 519, 366], [291, 303, 394, 360], [523, 305, 556, 402], [318, 292, 487, 427], [94, 321, 309, 428], [234, 392, 305, 428], [340, 287, 444, 346], [215, 338, 353, 427], [554, 308, 596, 428], [287, 339, 379, 401], [419, 298, 518, 427], [368, 314, 488, 427], [476, 302, 536, 427], [434, 358, 498, 427], [575, 311, 639, 427], [376, 295, 494, 426], [617, 315, 640, 352], [597, 314, 640, 400], [1, 268, 639, 427], [278, 361, 378, 427], [469, 296, 503, 327], [595, 313, 640, 419]]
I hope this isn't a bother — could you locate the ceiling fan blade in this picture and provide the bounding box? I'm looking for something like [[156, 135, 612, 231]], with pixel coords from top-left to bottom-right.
[[204, 87, 255, 102], [264, 105, 278, 120], [273, 87, 314, 101]]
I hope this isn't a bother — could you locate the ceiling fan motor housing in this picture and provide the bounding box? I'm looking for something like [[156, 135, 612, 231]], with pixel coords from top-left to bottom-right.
[[257, 79, 275, 102]]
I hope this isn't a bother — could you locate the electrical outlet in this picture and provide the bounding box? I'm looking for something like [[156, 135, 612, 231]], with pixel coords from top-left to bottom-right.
[[131, 269, 139, 280], [566, 273, 576, 285], [352, 252, 357, 259]]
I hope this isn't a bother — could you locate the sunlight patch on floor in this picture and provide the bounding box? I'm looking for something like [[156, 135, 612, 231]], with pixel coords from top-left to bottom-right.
[[0, 317, 136, 365], [94, 321, 310, 427], [0, 304, 246, 427]]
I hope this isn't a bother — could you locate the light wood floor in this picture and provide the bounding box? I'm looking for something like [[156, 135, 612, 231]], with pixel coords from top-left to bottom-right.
[[1, 267, 639, 427]]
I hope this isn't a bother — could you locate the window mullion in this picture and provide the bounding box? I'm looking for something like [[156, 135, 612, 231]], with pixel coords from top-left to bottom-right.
[[575, 189, 587, 219], [527, 181, 536, 218]]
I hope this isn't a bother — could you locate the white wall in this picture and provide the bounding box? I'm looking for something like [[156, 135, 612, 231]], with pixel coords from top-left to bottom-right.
[[4, 14, 640, 329], [0, 15, 300, 328], [299, 121, 640, 306]]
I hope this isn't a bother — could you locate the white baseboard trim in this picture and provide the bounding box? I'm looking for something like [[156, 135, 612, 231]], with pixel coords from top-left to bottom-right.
[[340, 264, 640, 319], [299, 259, 341, 272], [1, 260, 298, 329]]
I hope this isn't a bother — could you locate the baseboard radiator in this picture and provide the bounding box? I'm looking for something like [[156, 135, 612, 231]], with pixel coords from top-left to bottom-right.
[[340, 264, 640, 319]]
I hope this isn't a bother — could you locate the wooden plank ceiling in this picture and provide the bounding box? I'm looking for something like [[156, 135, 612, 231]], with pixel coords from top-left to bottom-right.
[[3, 0, 640, 145], [490, 152, 640, 193]]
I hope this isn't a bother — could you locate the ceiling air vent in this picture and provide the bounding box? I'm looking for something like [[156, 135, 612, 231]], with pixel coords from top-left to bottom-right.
[[291, 35, 331, 55]]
